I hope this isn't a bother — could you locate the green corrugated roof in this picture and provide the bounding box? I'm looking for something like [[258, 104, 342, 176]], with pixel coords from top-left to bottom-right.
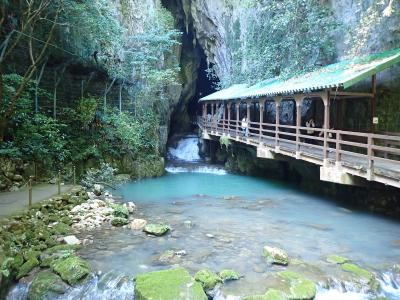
[[200, 84, 249, 101], [200, 48, 400, 101]]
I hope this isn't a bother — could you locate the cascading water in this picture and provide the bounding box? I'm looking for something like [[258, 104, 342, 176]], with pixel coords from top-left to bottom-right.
[[166, 135, 227, 175], [168, 135, 201, 162]]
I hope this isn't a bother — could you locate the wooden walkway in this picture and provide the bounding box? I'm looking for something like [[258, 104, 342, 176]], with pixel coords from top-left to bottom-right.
[[199, 118, 400, 188]]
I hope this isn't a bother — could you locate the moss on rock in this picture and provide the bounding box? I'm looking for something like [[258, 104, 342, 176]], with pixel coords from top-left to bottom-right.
[[28, 271, 67, 300], [263, 246, 289, 266], [110, 204, 129, 219], [51, 256, 90, 285], [341, 263, 380, 292], [194, 269, 222, 290], [135, 267, 207, 300], [219, 269, 240, 281], [50, 222, 71, 235], [111, 217, 129, 226], [264, 289, 289, 300], [326, 254, 348, 265], [143, 224, 170, 236], [17, 258, 39, 279], [277, 271, 316, 300]]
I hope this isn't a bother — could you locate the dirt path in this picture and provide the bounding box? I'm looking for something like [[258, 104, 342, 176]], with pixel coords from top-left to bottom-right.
[[0, 183, 74, 218]]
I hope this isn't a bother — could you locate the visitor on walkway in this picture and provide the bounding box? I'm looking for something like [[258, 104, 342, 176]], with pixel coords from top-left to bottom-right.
[[241, 117, 249, 137], [305, 118, 316, 144]]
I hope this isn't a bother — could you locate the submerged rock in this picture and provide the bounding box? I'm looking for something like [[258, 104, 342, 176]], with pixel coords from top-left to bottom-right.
[[130, 219, 147, 230], [194, 269, 223, 291], [326, 254, 349, 265], [28, 271, 68, 300], [143, 224, 170, 236], [277, 271, 316, 300], [341, 263, 380, 292], [51, 256, 91, 285], [263, 246, 289, 266], [264, 289, 288, 299], [219, 269, 240, 281], [111, 217, 129, 227], [134, 267, 207, 300]]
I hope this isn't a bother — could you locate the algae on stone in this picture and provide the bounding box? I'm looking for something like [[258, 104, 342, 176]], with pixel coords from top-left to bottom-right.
[[111, 217, 129, 227], [51, 256, 90, 285], [143, 224, 170, 236], [341, 263, 380, 292], [263, 246, 289, 266], [16, 258, 39, 279], [326, 254, 348, 265], [28, 271, 67, 300], [264, 289, 288, 300], [219, 269, 240, 281], [194, 269, 222, 290], [277, 271, 316, 300], [135, 267, 207, 300]]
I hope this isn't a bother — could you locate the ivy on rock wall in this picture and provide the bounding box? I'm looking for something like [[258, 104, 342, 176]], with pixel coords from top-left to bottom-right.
[[220, 0, 337, 86]]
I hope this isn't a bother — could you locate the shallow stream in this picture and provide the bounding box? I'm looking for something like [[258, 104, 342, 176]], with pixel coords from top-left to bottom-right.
[[7, 136, 400, 299]]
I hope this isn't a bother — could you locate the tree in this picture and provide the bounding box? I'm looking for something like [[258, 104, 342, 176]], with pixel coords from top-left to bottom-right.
[[0, 0, 63, 140]]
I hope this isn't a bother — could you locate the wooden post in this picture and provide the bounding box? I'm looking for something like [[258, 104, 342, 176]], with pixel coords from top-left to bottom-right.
[[371, 74, 377, 133], [227, 103, 231, 135], [246, 101, 251, 138], [259, 100, 265, 142], [223, 103, 226, 133], [295, 96, 303, 158], [211, 103, 215, 132], [323, 90, 330, 165], [367, 135, 374, 180], [275, 97, 282, 151], [236, 102, 240, 137], [335, 132, 341, 166]]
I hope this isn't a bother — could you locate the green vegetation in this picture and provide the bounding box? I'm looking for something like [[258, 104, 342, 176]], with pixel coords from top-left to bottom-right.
[[134, 268, 207, 300], [194, 269, 223, 290], [0, 0, 181, 184], [222, 0, 337, 87]]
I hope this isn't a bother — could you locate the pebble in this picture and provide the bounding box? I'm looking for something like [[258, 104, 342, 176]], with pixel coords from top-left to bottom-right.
[[206, 233, 215, 238]]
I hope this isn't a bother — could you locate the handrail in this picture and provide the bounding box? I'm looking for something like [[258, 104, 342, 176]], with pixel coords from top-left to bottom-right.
[[198, 117, 400, 181]]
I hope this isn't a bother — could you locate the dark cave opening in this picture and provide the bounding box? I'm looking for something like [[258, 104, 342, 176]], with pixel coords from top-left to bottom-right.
[[188, 45, 219, 122], [162, 0, 219, 136]]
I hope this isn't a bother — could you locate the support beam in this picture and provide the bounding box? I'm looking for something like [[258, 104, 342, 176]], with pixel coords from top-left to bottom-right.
[[246, 101, 251, 140], [227, 103, 231, 135], [294, 95, 303, 159], [236, 102, 240, 138], [274, 97, 282, 152], [371, 74, 377, 133], [259, 100, 265, 142], [322, 90, 330, 165]]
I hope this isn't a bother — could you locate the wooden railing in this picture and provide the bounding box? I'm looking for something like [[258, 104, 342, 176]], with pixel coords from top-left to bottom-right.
[[198, 116, 400, 180]]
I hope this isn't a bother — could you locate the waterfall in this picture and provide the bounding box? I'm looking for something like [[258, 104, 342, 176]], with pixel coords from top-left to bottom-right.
[[168, 135, 201, 162]]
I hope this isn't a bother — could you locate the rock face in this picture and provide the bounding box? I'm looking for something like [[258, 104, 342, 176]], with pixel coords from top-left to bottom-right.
[[143, 224, 170, 236], [28, 271, 68, 300], [134, 268, 207, 300], [263, 246, 289, 266], [51, 256, 91, 286]]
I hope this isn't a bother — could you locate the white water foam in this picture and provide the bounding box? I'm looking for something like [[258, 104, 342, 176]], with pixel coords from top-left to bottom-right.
[[165, 166, 227, 175], [168, 136, 201, 162]]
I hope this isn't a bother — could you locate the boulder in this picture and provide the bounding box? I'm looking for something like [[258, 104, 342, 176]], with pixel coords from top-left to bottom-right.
[[130, 219, 147, 230], [51, 256, 91, 285], [194, 269, 222, 291], [277, 271, 316, 300], [134, 267, 207, 300], [125, 202, 136, 213], [93, 184, 104, 196], [28, 271, 68, 300], [111, 217, 129, 227], [263, 246, 289, 266], [341, 263, 380, 292], [62, 235, 81, 245], [143, 224, 170, 236], [13, 174, 23, 182], [111, 204, 129, 218], [219, 269, 240, 282]]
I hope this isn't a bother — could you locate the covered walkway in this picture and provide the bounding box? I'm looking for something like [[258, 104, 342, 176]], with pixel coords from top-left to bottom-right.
[[199, 48, 400, 188]]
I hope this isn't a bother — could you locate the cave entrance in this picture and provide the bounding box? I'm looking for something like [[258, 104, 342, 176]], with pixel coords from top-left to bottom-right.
[[188, 45, 219, 124]]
